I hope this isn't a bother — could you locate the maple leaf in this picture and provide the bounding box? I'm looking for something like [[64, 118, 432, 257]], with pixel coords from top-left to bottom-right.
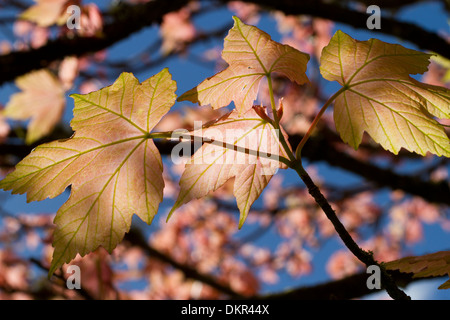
[[320, 30, 450, 157], [20, 0, 73, 27], [0, 69, 176, 275], [3, 69, 65, 144], [178, 16, 309, 115], [385, 251, 450, 289], [169, 106, 290, 228]]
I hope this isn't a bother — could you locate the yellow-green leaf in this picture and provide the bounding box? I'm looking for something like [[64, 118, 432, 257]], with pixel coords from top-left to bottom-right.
[[0, 69, 176, 275], [385, 251, 450, 289], [178, 16, 309, 115], [20, 0, 70, 27], [320, 30, 450, 157]]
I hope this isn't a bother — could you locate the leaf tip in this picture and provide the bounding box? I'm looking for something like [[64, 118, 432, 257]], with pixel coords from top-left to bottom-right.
[[238, 215, 248, 230], [238, 209, 250, 229], [231, 15, 242, 25], [47, 261, 60, 279], [177, 87, 199, 104], [166, 205, 178, 223], [69, 93, 82, 100]]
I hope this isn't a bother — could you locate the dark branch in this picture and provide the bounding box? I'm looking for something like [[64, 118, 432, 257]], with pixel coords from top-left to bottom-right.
[[30, 258, 96, 300], [0, 0, 190, 86], [293, 162, 410, 299], [220, 0, 450, 59], [1, 0, 448, 87], [123, 226, 433, 300], [124, 225, 438, 300], [257, 269, 436, 300], [293, 129, 450, 206], [2, 125, 449, 206]]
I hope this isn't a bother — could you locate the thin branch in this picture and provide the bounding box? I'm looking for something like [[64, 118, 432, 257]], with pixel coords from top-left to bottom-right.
[[294, 128, 450, 206], [290, 158, 411, 300], [30, 258, 97, 300]]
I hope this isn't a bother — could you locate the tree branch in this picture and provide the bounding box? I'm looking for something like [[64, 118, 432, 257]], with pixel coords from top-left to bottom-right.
[[123, 226, 436, 300], [2, 125, 449, 205], [24, 233, 441, 300], [125, 223, 439, 300], [30, 258, 97, 300], [220, 0, 450, 59], [291, 159, 410, 300], [0, 0, 190, 86], [1, 0, 448, 87], [257, 269, 438, 300], [292, 129, 450, 206]]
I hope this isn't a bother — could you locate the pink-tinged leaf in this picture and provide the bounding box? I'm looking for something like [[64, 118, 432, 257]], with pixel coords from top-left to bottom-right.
[[0, 69, 176, 275], [3, 69, 65, 144], [320, 30, 450, 157], [178, 16, 309, 115], [385, 251, 450, 289], [169, 107, 290, 228]]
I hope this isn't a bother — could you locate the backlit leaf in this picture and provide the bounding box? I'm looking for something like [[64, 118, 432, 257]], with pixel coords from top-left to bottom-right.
[[4, 69, 65, 144], [0, 69, 176, 275], [320, 30, 450, 157], [178, 16, 309, 115], [385, 251, 450, 289], [20, 0, 72, 27], [169, 106, 290, 228]]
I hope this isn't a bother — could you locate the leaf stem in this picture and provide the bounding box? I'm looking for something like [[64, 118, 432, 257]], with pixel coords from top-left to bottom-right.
[[147, 130, 292, 166], [267, 75, 296, 162], [269, 78, 409, 299], [266, 75, 279, 122], [295, 87, 346, 158], [146, 131, 173, 140], [289, 157, 411, 300]]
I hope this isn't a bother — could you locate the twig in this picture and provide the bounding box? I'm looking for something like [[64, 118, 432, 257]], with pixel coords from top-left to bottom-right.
[[30, 258, 96, 300], [290, 159, 411, 300]]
